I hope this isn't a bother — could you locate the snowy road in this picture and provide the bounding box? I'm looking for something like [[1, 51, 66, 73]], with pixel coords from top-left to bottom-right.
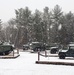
[[0, 51, 74, 75]]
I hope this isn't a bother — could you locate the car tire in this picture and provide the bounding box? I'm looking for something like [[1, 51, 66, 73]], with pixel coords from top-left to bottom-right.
[[59, 55, 65, 59]]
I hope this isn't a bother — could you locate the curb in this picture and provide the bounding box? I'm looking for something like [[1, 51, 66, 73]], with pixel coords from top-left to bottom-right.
[[36, 61, 74, 66]]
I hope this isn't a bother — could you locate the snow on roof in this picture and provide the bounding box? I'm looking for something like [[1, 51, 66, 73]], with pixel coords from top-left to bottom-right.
[[50, 47, 58, 49], [32, 42, 40, 43], [69, 44, 74, 46]]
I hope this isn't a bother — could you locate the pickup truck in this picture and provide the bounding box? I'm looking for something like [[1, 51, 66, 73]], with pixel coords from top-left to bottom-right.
[[58, 44, 74, 59]]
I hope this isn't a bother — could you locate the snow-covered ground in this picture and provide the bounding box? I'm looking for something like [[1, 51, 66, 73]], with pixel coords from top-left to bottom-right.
[[0, 50, 74, 75]]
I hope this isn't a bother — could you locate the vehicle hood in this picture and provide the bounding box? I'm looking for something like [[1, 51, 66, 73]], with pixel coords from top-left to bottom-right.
[[59, 49, 68, 52]]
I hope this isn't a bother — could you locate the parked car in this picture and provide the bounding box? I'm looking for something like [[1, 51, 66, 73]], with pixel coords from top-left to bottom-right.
[[23, 44, 29, 50], [58, 44, 74, 59], [50, 47, 59, 54], [11, 44, 15, 49], [30, 42, 46, 52], [0, 42, 13, 55]]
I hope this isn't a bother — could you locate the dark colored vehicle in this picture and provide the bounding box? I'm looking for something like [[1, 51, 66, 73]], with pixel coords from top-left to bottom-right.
[[58, 44, 74, 59], [46, 43, 60, 50], [11, 44, 15, 49], [30, 42, 46, 52], [50, 47, 59, 54], [0, 42, 13, 55], [23, 44, 29, 50]]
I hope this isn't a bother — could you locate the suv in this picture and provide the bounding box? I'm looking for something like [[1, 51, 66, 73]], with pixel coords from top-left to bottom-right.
[[0, 42, 13, 55], [58, 44, 74, 59], [30, 42, 46, 52], [23, 44, 29, 50]]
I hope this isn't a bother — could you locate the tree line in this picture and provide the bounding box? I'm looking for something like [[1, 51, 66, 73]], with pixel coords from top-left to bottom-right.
[[0, 5, 74, 48]]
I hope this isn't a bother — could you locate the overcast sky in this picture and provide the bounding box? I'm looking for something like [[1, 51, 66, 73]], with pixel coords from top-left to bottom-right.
[[0, 0, 74, 22]]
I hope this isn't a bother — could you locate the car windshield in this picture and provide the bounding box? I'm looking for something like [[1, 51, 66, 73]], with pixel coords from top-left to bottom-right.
[[3, 42, 10, 45], [70, 46, 74, 50]]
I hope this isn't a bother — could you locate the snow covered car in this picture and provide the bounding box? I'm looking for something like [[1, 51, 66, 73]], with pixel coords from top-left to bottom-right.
[[50, 47, 59, 54], [0, 42, 13, 55], [58, 44, 74, 59], [11, 44, 15, 49], [23, 44, 29, 50], [30, 42, 46, 52]]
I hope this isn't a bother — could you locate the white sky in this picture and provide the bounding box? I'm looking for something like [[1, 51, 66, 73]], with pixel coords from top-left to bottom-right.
[[0, 0, 74, 22]]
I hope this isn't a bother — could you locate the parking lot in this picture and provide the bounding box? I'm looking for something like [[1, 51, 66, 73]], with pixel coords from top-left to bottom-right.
[[0, 50, 74, 75]]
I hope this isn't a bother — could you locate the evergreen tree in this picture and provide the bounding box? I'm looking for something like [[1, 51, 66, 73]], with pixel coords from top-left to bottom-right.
[[0, 19, 2, 41], [15, 7, 32, 47], [32, 9, 42, 42], [52, 5, 63, 43], [43, 7, 52, 44]]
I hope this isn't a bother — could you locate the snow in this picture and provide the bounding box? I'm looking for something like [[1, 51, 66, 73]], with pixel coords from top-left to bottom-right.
[[0, 50, 74, 75]]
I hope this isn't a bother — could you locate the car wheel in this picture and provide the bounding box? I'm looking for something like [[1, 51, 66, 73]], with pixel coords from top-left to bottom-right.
[[59, 55, 65, 59]]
